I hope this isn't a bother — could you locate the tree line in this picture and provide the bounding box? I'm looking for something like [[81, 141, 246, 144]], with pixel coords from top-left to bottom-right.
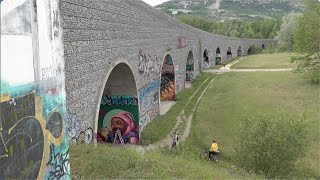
[[179, 0, 319, 83], [178, 16, 281, 39]]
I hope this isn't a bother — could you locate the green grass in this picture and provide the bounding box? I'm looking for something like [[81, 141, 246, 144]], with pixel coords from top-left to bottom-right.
[[141, 73, 214, 145], [70, 54, 319, 178], [70, 144, 261, 179], [187, 71, 319, 178], [232, 53, 297, 69]]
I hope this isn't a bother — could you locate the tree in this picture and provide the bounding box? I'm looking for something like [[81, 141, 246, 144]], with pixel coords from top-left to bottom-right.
[[292, 0, 320, 84], [235, 111, 310, 178], [275, 13, 300, 51]]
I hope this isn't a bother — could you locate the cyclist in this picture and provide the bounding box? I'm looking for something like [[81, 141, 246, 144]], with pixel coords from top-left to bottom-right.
[[209, 140, 219, 161]]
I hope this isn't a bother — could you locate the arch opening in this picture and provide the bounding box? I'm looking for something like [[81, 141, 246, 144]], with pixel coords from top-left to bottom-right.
[[227, 47, 232, 60], [237, 46, 242, 56], [97, 63, 140, 145], [215, 47, 221, 65], [247, 45, 261, 55], [186, 51, 194, 82], [203, 49, 210, 69], [160, 54, 175, 101]]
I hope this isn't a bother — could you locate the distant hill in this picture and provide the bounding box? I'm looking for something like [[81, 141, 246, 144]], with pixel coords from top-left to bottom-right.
[[155, 0, 304, 20]]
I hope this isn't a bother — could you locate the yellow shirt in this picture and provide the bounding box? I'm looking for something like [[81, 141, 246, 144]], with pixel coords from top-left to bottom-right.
[[210, 143, 218, 152]]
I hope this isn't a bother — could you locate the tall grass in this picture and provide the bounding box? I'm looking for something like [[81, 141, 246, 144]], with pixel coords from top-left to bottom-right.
[[188, 72, 319, 178], [232, 53, 297, 69], [140, 73, 214, 145]]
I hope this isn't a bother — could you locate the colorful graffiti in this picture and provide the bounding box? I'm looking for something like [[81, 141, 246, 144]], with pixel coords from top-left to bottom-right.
[[160, 55, 175, 101], [46, 144, 70, 179], [1, 0, 70, 178], [0, 89, 69, 179], [138, 80, 160, 114], [98, 96, 139, 144]]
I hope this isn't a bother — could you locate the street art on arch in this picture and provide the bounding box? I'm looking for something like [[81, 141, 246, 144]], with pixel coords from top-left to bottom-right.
[[98, 96, 139, 144], [161, 55, 175, 101]]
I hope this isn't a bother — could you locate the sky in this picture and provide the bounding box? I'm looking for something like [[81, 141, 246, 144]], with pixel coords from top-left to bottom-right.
[[142, 0, 170, 6]]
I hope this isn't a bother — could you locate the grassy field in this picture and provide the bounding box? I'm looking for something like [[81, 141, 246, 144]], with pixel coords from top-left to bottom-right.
[[70, 144, 261, 179], [232, 53, 297, 69], [70, 54, 319, 178], [187, 72, 319, 178]]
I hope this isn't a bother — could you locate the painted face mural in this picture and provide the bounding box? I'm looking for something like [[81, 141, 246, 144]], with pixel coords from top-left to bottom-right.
[[102, 110, 139, 144], [98, 96, 139, 144], [161, 55, 175, 101]]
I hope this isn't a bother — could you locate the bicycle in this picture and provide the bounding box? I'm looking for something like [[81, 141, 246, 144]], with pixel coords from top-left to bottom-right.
[[199, 148, 219, 162]]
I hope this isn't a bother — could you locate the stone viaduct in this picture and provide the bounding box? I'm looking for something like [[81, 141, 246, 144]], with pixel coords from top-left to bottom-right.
[[0, 0, 276, 178]]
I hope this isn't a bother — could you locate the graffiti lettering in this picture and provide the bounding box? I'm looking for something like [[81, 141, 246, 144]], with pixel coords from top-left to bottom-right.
[[67, 113, 81, 140], [138, 80, 160, 113], [46, 144, 70, 180], [41, 65, 61, 80], [101, 96, 138, 106], [138, 50, 160, 77], [0, 93, 44, 179]]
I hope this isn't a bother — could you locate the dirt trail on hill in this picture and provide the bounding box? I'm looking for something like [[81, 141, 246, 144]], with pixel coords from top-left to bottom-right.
[[133, 76, 217, 155]]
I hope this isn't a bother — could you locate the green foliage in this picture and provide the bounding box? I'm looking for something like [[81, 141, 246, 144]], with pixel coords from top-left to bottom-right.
[[292, 0, 320, 84], [234, 111, 310, 178], [178, 15, 280, 39], [247, 46, 262, 54], [275, 13, 301, 51]]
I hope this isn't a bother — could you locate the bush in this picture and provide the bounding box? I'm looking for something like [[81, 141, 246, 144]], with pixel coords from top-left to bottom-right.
[[234, 111, 310, 178]]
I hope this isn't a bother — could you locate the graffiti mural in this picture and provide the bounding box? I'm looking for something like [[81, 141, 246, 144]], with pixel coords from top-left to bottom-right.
[[98, 96, 139, 144], [0, 93, 43, 179], [1, 0, 70, 178], [46, 144, 70, 179], [161, 54, 175, 101], [138, 50, 161, 78]]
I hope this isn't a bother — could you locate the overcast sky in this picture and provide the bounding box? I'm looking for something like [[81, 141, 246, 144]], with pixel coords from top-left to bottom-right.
[[142, 0, 170, 6]]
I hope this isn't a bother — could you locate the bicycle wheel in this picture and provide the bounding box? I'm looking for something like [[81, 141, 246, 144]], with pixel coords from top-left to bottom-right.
[[199, 151, 208, 159]]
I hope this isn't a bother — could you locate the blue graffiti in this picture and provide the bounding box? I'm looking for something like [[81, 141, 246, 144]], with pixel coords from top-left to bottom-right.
[[138, 80, 160, 101]]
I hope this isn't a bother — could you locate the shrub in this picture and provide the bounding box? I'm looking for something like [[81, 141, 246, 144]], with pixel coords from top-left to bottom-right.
[[234, 111, 310, 178]]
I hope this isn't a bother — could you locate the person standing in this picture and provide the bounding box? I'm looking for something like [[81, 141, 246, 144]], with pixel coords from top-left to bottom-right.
[[171, 132, 179, 150]]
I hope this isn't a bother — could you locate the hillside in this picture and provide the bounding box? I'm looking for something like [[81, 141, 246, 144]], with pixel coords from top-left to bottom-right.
[[155, 0, 304, 20]]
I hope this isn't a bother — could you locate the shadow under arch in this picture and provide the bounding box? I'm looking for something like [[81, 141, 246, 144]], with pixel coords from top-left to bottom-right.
[[237, 46, 242, 56], [94, 61, 140, 145], [186, 50, 194, 82], [203, 48, 209, 69], [215, 47, 222, 65], [160, 53, 176, 101], [227, 46, 232, 60]]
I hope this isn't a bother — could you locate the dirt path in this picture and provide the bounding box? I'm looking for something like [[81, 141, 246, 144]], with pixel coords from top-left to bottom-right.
[[132, 76, 217, 154]]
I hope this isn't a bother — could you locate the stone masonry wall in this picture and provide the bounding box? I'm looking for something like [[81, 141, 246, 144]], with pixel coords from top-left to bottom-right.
[[61, 0, 277, 142]]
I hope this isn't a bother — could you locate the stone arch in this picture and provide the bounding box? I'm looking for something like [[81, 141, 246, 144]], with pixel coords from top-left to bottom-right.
[[247, 45, 258, 55], [203, 48, 209, 69], [95, 62, 140, 144], [237, 46, 242, 56], [186, 50, 194, 82], [215, 47, 222, 65], [227, 46, 232, 60], [160, 54, 175, 101]]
